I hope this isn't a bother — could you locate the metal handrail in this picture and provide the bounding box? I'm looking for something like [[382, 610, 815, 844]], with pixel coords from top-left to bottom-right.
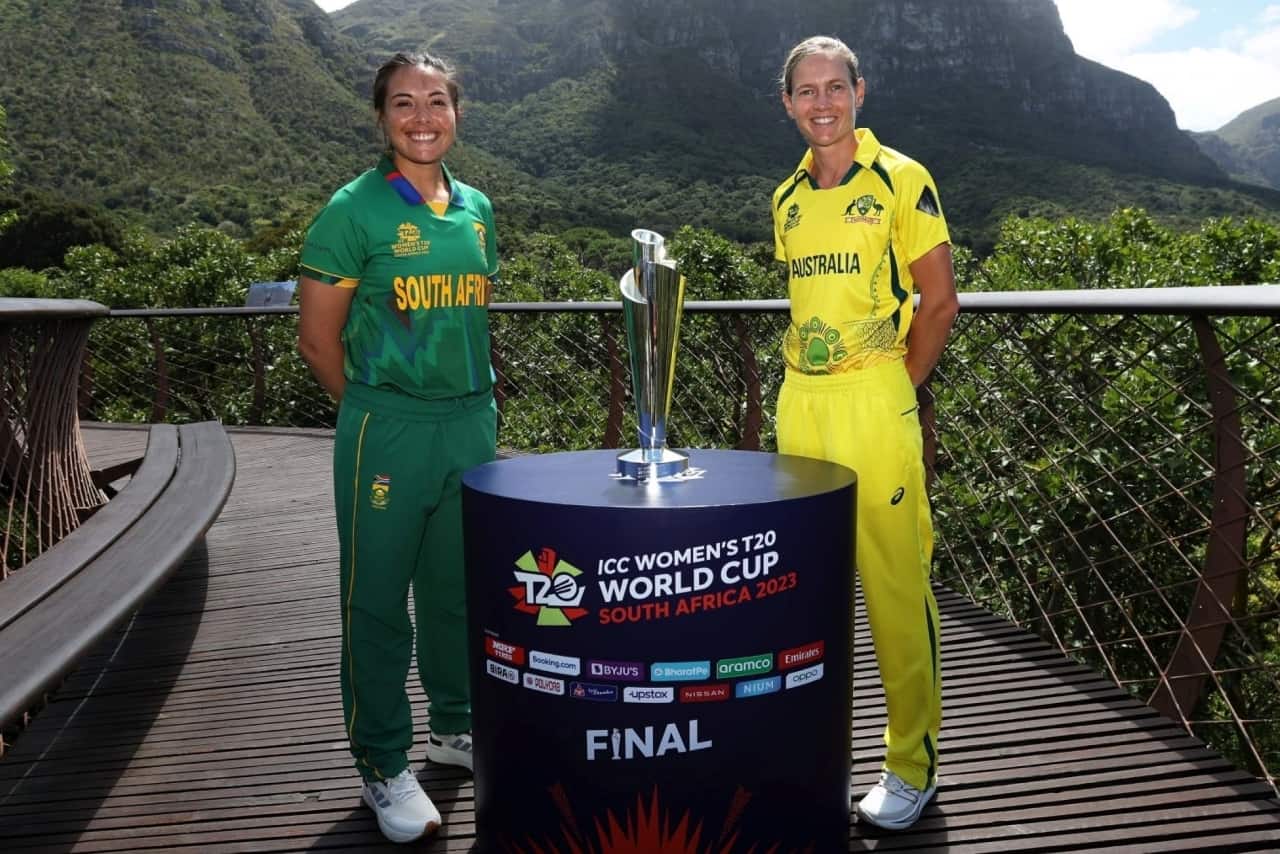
[[33, 286, 1280, 798]]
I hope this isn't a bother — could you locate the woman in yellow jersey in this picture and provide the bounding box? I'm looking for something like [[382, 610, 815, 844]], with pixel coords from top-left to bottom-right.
[[772, 35, 959, 831]]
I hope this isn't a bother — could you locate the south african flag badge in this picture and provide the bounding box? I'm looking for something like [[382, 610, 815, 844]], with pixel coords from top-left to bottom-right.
[[370, 474, 391, 510]]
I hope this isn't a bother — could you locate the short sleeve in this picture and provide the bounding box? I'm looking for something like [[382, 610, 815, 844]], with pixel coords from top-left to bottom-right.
[[771, 188, 787, 263], [300, 191, 367, 287], [894, 163, 951, 266], [480, 194, 499, 278]]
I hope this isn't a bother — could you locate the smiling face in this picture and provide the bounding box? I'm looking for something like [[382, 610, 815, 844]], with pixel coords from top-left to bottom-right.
[[378, 63, 457, 170], [782, 50, 865, 152]]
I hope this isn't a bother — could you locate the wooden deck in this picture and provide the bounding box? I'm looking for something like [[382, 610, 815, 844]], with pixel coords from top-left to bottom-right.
[[1, 425, 1277, 853]]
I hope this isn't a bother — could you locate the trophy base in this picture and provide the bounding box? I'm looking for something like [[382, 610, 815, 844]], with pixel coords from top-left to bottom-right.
[[616, 448, 689, 480]]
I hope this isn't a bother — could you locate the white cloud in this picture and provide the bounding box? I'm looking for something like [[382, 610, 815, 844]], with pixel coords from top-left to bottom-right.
[[1054, 0, 1199, 61], [1115, 47, 1280, 129], [1056, 2, 1280, 131]]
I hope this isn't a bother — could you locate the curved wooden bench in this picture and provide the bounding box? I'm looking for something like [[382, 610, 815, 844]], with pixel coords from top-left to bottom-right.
[[0, 422, 234, 728]]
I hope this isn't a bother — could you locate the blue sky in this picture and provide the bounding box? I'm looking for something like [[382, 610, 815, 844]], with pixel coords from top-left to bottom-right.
[[317, 0, 1280, 132], [1054, 0, 1280, 129]]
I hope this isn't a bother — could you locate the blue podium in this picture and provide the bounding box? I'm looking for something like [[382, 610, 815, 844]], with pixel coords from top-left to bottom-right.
[[462, 449, 855, 852]]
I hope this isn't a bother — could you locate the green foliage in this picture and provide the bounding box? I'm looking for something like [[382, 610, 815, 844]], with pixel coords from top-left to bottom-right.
[[0, 191, 125, 271], [0, 266, 50, 297], [0, 105, 13, 235], [3, 0, 1277, 251], [0, 0, 372, 237], [970, 208, 1280, 292], [1195, 96, 1280, 190], [47, 226, 258, 308]]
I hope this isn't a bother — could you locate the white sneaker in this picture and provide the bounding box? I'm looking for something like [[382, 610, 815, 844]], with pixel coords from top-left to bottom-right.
[[361, 768, 441, 843], [425, 730, 473, 771], [855, 770, 937, 830]]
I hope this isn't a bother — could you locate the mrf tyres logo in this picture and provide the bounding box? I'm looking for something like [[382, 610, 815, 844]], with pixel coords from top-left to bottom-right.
[[510, 547, 589, 626]]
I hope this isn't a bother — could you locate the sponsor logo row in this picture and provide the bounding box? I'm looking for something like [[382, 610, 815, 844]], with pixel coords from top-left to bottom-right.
[[485, 659, 825, 702], [484, 636, 824, 682], [481, 637, 829, 706]]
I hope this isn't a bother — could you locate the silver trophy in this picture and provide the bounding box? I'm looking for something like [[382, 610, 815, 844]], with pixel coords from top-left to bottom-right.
[[616, 228, 689, 480]]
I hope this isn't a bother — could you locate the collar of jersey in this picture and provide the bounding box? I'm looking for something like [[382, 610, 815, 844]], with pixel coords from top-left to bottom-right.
[[798, 127, 883, 189], [379, 156, 464, 208]]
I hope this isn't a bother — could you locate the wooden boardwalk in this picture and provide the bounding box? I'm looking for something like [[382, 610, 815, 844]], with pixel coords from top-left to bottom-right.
[[1, 425, 1277, 853]]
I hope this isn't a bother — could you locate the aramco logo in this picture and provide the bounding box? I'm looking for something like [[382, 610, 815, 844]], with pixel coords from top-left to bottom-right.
[[510, 547, 588, 626]]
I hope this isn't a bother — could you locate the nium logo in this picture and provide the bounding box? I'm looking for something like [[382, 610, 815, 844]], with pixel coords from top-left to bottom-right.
[[734, 675, 782, 699], [586, 719, 712, 760], [891, 486, 905, 506], [509, 547, 589, 627]]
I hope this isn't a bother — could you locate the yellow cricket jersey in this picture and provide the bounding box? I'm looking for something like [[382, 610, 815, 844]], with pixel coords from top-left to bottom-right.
[[772, 128, 950, 374]]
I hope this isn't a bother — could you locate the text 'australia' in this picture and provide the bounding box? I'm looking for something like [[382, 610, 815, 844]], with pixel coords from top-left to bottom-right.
[[790, 253, 861, 279]]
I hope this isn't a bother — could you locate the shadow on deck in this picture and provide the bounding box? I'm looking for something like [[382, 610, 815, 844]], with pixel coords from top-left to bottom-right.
[[1, 426, 1277, 853]]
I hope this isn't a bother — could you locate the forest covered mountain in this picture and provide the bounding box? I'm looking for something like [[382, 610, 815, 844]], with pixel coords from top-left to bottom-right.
[[1194, 97, 1280, 192], [0, 0, 1277, 253]]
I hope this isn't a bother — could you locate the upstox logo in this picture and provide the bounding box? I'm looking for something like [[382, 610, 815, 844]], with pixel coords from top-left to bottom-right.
[[509, 547, 588, 627], [716, 653, 773, 679]]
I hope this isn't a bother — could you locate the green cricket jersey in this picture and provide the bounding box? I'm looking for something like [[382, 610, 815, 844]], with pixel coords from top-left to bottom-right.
[[301, 156, 499, 400]]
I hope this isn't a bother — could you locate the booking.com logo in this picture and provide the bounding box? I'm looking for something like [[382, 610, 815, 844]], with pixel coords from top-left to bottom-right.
[[510, 547, 589, 626]]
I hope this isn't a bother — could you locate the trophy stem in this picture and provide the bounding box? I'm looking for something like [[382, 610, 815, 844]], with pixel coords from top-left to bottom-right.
[[617, 228, 688, 480]]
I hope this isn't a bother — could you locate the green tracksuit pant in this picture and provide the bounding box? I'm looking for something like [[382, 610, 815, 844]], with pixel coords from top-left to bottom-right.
[[333, 382, 496, 782]]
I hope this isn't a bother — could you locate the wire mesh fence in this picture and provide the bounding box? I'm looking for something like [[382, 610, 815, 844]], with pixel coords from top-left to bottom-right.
[[54, 291, 1280, 796]]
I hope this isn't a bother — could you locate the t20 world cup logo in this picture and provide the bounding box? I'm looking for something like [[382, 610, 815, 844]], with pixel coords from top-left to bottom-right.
[[510, 547, 588, 626]]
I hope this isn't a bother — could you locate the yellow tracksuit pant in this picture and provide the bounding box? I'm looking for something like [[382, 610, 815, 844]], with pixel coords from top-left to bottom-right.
[[777, 358, 941, 791]]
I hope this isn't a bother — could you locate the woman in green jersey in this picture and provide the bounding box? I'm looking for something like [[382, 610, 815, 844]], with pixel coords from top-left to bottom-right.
[[297, 51, 498, 845]]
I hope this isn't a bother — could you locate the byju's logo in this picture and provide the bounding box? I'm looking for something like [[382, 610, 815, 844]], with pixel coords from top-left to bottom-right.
[[510, 547, 589, 626]]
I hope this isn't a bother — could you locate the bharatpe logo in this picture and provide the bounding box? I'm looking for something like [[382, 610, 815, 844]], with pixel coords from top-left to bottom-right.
[[783, 202, 802, 232], [843, 193, 884, 225], [510, 547, 589, 626]]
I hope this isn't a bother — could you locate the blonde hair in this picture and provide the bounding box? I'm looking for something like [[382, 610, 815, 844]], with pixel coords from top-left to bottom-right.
[[779, 36, 860, 94]]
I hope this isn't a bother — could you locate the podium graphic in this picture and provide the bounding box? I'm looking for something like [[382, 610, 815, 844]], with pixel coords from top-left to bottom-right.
[[463, 449, 856, 852]]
